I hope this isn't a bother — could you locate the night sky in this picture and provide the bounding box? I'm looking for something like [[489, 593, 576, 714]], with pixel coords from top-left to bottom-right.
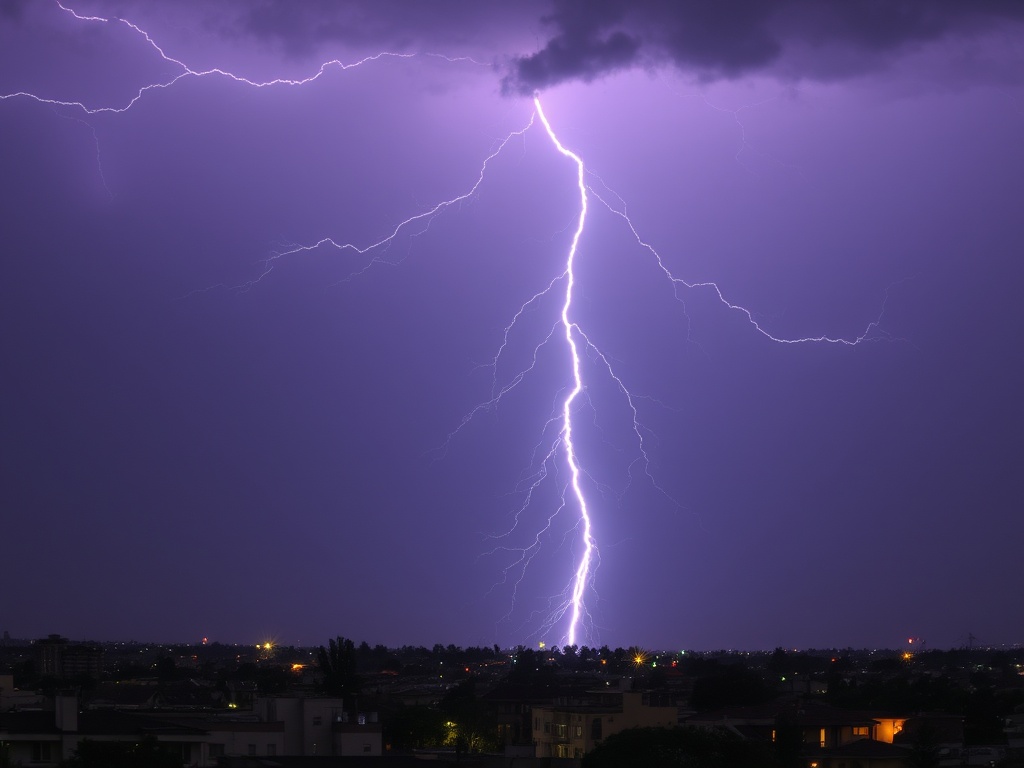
[[2, 1, 1022, 652]]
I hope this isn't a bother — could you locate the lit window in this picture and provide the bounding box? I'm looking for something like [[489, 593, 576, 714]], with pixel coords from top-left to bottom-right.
[[853, 726, 869, 737]]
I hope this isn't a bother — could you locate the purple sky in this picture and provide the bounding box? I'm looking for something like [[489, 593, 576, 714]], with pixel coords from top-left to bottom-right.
[[2, 0, 1022, 652]]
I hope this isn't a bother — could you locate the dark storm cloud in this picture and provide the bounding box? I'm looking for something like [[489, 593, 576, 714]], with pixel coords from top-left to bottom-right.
[[235, 0, 545, 56], [504, 0, 1024, 93], [511, 0, 641, 91]]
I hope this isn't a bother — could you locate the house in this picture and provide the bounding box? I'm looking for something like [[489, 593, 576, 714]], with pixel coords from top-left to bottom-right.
[[684, 698, 936, 768], [482, 678, 595, 751], [531, 689, 678, 759], [686, 699, 908, 748]]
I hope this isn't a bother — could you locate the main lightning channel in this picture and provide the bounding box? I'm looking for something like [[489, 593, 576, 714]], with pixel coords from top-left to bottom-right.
[[533, 97, 593, 647]]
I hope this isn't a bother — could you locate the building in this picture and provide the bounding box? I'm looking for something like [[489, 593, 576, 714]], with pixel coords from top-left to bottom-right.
[[255, 696, 382, 757], [0, 695, 210, 766], [531, 689, 678, 759], [0, 692, 381, 766], [34, 635, 102, 682], [685, 699, 908, 748], [684, 699, 927, 768]]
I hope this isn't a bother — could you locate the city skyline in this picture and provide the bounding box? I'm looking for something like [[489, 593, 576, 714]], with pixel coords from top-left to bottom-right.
[[2, 1, 1022, 651]]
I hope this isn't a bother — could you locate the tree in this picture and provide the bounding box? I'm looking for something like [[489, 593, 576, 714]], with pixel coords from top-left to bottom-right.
[[582, 727, 775, 768], [904, 721, 942, 768], [317, 636, 361, 697], [61, 737, 183, 768], [768, 647, 789, 673], [689, 661, 774, 711], [386, 705, 448, 750], [773, 711, 804, 768], [155, 656, 177, 683], [506, 646, 556, 685], [440, 679, 497, 755]]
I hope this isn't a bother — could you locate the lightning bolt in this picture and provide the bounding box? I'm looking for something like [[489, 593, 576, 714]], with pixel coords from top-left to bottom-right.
[[533, 96, 593, 647], [2, 2, 896, 649], [0, 2, 474, 116]]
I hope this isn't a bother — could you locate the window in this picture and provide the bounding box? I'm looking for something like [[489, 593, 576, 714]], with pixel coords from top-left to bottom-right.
[[852, 726, 869, 737], [591, 718, 602, 741], [209, 744, 225, 758], [31, 743, 52, 763], [574, 725, 582, 738], [248, 744, 257, 755], [555, 724, 567, 738], [819, 728, 827, 748], [364, 744, 371, 753], [544, 722, 550, 734], [313, 716, 323, 726]]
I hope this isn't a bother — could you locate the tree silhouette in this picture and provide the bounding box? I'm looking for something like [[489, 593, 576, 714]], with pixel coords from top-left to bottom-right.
[[582, 726, 774, 768], [904, 721, 942, 768], [61, 737, 183, 768], [440, 678, 496, 755], [317, 636, 361, 697]]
